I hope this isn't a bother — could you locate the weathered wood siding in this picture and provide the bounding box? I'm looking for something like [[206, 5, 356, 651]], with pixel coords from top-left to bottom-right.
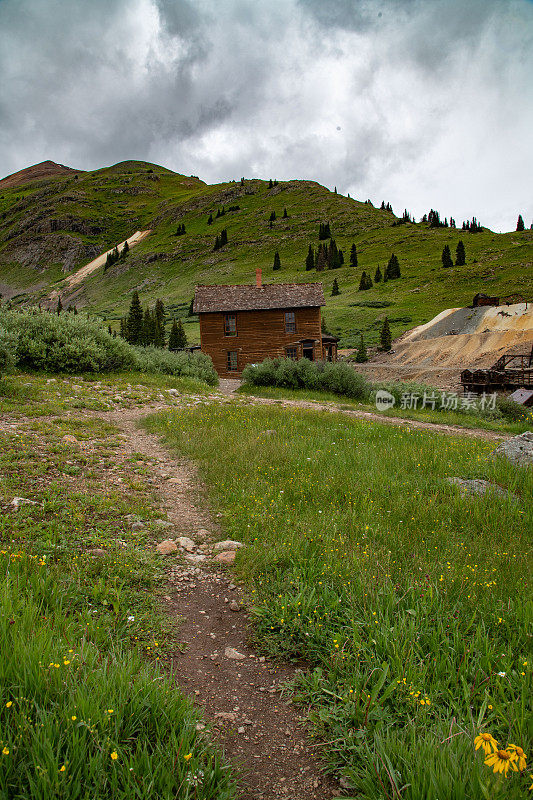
[[199, 307, 322, 377]]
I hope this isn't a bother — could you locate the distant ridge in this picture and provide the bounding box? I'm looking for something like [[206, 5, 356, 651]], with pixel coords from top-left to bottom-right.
[[0, 160, 82, 189]]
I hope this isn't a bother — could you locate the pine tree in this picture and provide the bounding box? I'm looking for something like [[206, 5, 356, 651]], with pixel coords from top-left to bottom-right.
[[441, 245, 453, 269], [268, 179, 273, 189], [154, 299, 166, 347], [380, 317, 392, 351], [355, 335, 368, 363], [188, 297, 195, 316], [168, 318, 187, 351], [516, 214, 525, 231], [349, 243, 358, 270], [121, 239, 130, 259], [327, 239, 339, 269], [331, 278, 340, 296], [305, 245, 315, 271], [359, 271, 373, 291], [141, 308, 154, 346], [316, 243, 327, 271], [384, 254, 401, 280], [273, 251, 281, 271], [283, 207, 288, 218], [120, 317, 127, 338], [334, 186, 337, 194], [213, 235, 221, 251], [455, 240, 466, 266], [207, 214, 213, 225], [220, 229, 228, 246], [269, 211, 276, 222], [374, 265, 382, 283], [318, 222, 331, 240], [126, 291, 143, 344], [108, 325, 112, 336], [56, 296, 62, 315]]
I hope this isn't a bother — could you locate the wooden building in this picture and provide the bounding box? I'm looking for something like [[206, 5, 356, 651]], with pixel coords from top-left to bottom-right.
[[193, 270, 337, 377]]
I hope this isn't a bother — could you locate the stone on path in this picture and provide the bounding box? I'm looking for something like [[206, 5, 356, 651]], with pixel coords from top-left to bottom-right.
[[215, 550, 236, 564], [213, 540, 244, 552], [10, 497, 40, 509], [176, 536, 196, 552], [229, 599, 241, 612], [196, 528, 211, 540], [156, 539, 178, 555], [493, 431, 533, 467], [224, 647, 246, 660]]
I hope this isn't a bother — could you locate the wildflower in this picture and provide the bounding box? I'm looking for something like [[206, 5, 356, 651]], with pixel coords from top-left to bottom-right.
[[59, 765, 66, 772], [5, 702, 12, 708], [107, 709, 114, 714], [2, 747, 9, 756], [508, 745, 527, 771], [485, 749, 517, 775], [497, 671, 506, 677], [71, 716, 77, 721], [110, 752, 118, 761], [475, 733, 498, 755], [184, 753, 193, 761]]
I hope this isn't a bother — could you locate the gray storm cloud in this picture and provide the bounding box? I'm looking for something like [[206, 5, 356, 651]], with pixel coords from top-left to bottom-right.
[[0, 0, 532, 231]]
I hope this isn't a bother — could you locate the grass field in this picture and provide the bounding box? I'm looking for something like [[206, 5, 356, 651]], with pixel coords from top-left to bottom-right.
[[0, 376, 235, 800], [1, 161, 532, 348], [146, 403, 532, 799]]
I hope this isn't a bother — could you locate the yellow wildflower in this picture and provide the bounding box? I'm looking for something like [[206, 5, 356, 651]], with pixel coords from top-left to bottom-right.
[[2, 748, 9, 756], [5, 702, 12, 708], [110, 752, 118, 761], [59, 765, 66, 773], [508, 744, 527, 772], [474, 732, 498, 756], [184, 753, 192, 761], [485, 749, 517, 775], [71, 716, 77, 721]]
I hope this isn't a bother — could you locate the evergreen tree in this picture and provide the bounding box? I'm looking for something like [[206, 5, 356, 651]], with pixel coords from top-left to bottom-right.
[[273, 251, 281, 271], [384, 253, 401, 280], [108, 325, 112, 336], [331, 278, 340, 296], [56, 296, 62, 315], [213, 235, 221, 251], [126, 291, 143, 345], [380, 317, 392, 351], [516, 214, 525, 231], [327, 239, 340, 269], [349, 243, 358, 270], [283, 207, 288, 218], [188, 297, 195, 316], [207, 213, 213, 225], [141, 308, 155, 346], [168, 318, 188, 351], [334, 186, 337, 194], [305, 245, 315, 271], [121, 239, 130, 259], [269, 211, 276, 222], [154, 299, 166, 347], [355, 335, 368, 363], [455, 240, 466, 266], [318, 222, 331, 240], [316, 243, 327, 271], [220, 228, 228, 246], [268, 179, 273, 188], [120, 317, 127, 338], [374, 265, 382, 282], [441, 244, 453, 269], [358, 271, 373, 291]]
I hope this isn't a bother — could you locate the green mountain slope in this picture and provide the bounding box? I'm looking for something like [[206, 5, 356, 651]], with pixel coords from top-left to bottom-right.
[[1, 159, 531, 347]]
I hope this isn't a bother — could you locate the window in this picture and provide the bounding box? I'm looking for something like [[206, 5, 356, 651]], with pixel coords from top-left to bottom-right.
[[224, 314, 237, 336], [286, 347, 298, 360], [285, 311, 296, 333], [227, 351, 239, 372]]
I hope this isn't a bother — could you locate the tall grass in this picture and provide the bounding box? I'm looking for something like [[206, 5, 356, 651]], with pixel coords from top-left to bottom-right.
[[146, 403, 532, 799]]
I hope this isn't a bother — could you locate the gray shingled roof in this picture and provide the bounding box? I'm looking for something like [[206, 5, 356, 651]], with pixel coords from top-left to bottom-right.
[[193, 282, 325, 313]]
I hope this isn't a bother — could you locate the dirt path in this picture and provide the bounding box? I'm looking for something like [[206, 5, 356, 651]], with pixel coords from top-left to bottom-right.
[[103, 406, 337, 800]]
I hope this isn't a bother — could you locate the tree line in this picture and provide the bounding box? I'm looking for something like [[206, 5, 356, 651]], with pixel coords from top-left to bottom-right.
[[120, 292, 188, 350]]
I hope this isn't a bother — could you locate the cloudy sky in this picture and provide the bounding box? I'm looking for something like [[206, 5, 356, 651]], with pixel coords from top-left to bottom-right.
[[0, 0, 532, 231]]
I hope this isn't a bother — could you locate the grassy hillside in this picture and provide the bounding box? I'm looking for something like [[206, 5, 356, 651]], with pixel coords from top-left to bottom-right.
[[1, 160, 531, 346]]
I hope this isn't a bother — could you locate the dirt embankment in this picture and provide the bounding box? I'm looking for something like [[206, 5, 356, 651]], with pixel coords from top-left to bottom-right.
[[352, 303, 533, 391]]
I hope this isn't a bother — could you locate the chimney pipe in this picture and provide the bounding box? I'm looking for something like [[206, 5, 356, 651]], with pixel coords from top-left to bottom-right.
[[256, 268, 262, 288]]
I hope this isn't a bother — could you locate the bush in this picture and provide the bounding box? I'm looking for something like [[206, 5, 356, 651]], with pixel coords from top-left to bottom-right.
[[496, 396, 530, 422], [0, 321, 16, 374], [132, 346, 218, 386], [242, 358, 370, 400], [4, 309, 135, 373]]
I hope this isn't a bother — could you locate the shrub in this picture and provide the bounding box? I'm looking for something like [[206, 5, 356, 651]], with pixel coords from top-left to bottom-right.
[[132, 346, 218, 385], [496, 396, 530, 422], [4, 309, 135, 373], [242, 358, 370, 400], [0, 321, 16, 374]]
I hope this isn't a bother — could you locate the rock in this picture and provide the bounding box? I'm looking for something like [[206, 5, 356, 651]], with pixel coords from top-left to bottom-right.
[[214, 711, 237, 722], [447, 477, 519, 503], [87, 548, 107, 557], [131, 521, 145, 531], [185, 553, 207, 563], [10, 497, 39, 509], [213, 540, 244, 552], [493, 431, 533, 467], [224, 647, 246, 660], [215, 551, 236, 564], [167, 478, 181, 484], [156, 539, 178, 555], [176, 536, 196, 552], [196, 528, 211, 540], [154, 519, 172, 528], [195, 722, 206, 731], [62, 434, 78, 444], [237, 726, 245, 734], [167, 389, 180, 397], [229, 600, 241, 612]]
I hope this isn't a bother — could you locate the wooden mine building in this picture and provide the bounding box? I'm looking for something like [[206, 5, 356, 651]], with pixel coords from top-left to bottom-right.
[[193, 270, 337, 377]]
